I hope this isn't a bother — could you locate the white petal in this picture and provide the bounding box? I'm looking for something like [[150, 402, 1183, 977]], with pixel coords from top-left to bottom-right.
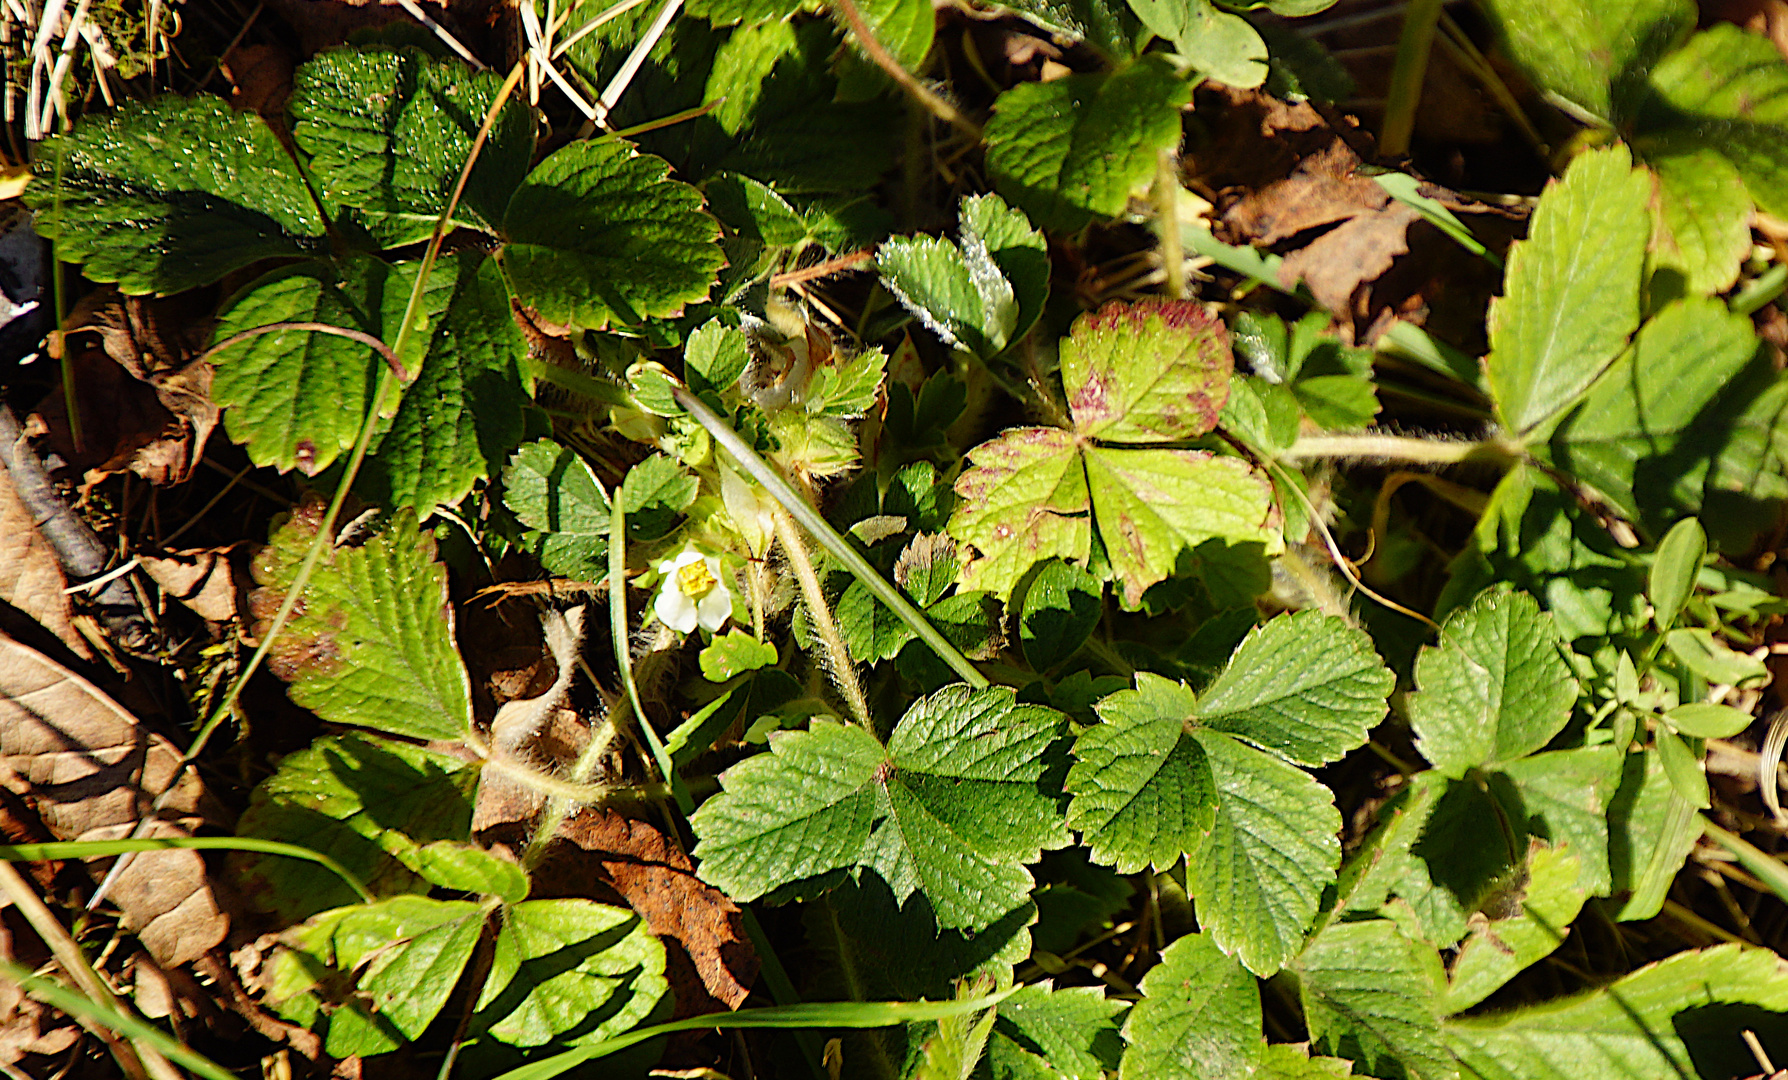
[[654, 588, 699, 634], [695, 585, 733, 633]]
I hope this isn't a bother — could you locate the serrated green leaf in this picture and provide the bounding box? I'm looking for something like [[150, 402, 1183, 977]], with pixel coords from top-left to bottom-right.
[[1444, 944, 1788, 1078], [501, 139, 723, 330], [1189, 728, 1339, 975], [878, 233, 1017, 359], [700, 630, 778, 681], [254, 508, 474, 741], [233, 735, 479, 921], [1441, 843, 1590, 1013], [952, 301, 1279, 605], [1003, 0, 1137, 60], [271, 896, 483, 1058], [1475, 0, 1692, 123], [1020, 559, 1103, 671], [1408, 588, 1577, 778], [471, 899, 668, 1047], [895, 534, 961, 609], [1196, 610, 1394, 768], [836, 0, 935, 99], [693, 685, 1072, 931], [27, 96, 324, 293], [984, 55, 1192, 232], [1543, 296, 1764, 527], [1254, 1044, 1357, 1079], [1664, 626, 1769, 687], [209, 256, 452, 475], [621, 454, 700, 542], [962, 193, 1051, 346], [807, 347, 887, 417], [503, 439, 612, 581], [407, 841, 530, 904], [991, 984, 1126, 1080], [1648, 517, 1706, 632], [1494, 747, 1621, 893], [684, 0, 808, 26], [1119, 932, 1260, 1080], [686, 318, 753, 397], [1487, 144, 1652, 437], [361, 252, 534, 509], [1295, 919, 1455, 1080], [916, 995, 999, 1080], [1131, 0, 1267, 88], [1645, 147, 1752, 295], [1066, 674, 1218, 874], [1641, 24, 1788, 220], [289, 46, 533, 245]]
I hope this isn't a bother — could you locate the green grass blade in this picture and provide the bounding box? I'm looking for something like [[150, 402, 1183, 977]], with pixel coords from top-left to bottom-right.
[[0, 957, 236, 1080], [0, 838, 374, 903]]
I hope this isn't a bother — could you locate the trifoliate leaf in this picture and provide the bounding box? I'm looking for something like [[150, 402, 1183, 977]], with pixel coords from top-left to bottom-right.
[[984, 55, 1192, 232], [951, 300, 1280, 605], [254, 507, 474, 742], [233, 734, 479, 921], [1542, 296, 1764, 528], [1066, 661, 1367, 974], [501, 139, 723, 330], [1120, 932, 1260, 1080], [269, 896, 483, 1058], [360, 252, 534, 509], [1474, 0, 1692, 123], [1020, 559, 1103, 671], [1295, 919, 1455, 1080], [1196, 610, 1394, 768], [1131, 0, 1267, 88], [503, 439, 612, 581], [471, 898, 668, 1047], [1441, 843, 1590, 1013], [1486, 144, 1652, 437], [990, 984, 1126, 1080], [289, 46, 533, 246], [692, 685, 1072, 931], [1408, 588, 1577, 778], [27, 96, 324, 294], [878, 193, 1047, 361], [1444, 944, 1788, 1078]]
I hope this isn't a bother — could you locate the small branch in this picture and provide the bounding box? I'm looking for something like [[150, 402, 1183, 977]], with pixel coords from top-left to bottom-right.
[[830, 0, 981, 143], [1279, 433, 1519, 467]]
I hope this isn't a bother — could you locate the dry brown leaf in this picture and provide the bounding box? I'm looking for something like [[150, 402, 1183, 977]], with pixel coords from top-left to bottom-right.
[[138, 548, 241, 623], [33, 291, 218, 489], [0, 453, 90, 659], [1277, 203, 1423, 318], [0, 634, 227, 966], [554, 809, 758, 1015], [0, 913, 80, 1067]]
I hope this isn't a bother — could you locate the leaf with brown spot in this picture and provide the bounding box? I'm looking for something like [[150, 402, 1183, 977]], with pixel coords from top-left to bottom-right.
[[555, 809, 758, 1015], [0, 634, 227, 967]]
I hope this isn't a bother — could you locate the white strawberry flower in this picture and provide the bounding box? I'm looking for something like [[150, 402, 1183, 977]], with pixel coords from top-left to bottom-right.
[[654, 547, 733, 634]]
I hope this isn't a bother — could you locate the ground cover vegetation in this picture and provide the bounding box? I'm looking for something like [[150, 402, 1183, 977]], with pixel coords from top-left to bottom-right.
[[2, 0, 1788, 1076]]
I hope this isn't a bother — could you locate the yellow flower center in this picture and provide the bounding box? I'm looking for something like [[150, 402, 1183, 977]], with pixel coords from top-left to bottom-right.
[[678, 559, 718, 600]]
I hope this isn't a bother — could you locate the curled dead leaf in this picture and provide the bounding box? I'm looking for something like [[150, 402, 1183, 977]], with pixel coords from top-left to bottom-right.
[[138, 547, 242, 624], [0, 634, 227, 966]]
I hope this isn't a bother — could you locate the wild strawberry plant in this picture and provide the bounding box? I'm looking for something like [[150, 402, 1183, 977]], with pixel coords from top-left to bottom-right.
[[16, 0, 1788, 1076]]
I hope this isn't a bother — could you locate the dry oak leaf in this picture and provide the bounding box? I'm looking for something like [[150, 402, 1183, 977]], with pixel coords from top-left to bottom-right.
[[138, 547, 242, 624], [0, 634, 227, 966], [557, 809, 758, 1015], [0, 454, 90, 659]]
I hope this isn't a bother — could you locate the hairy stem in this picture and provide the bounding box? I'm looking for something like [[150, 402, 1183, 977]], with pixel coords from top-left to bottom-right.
[[1280, 433, 1520, 467], [830, 0, 980, 142], [774, 504, 871, 728]]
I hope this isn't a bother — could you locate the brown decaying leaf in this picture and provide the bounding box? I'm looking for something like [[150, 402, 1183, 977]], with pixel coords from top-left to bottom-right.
[[0, 454, 91, 658], [552, 809, 758, 1015], [0, 634, 227, 967], [33, 291, 219, 489], [1277, 202, 1423, 317], [138, 547, 242, 624], [0, 912, 80, 1067]]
